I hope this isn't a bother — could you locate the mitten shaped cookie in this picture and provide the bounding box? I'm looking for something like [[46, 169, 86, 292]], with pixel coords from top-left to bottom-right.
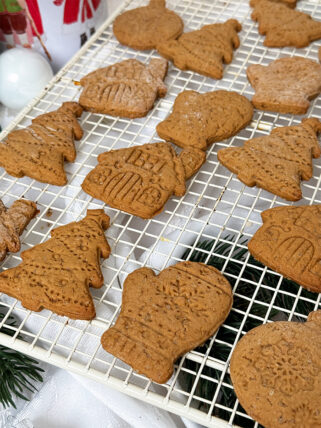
[[0, 210, 111, 320], [82, 142, 205, 218], [157, 19, 241, 79], [0, 199, 37, 261], [157, 90, 253, 150], [230, 311, 321, 428], [249, 204, 321, 293], [250, 0, 321, 47], [217, 118, 321, 201], [0, 102, 83, 186], [78, 58, 168, 118], [247, 57, 321, 115], [101, 262, 233, 383], [113, 0, 183, 50]]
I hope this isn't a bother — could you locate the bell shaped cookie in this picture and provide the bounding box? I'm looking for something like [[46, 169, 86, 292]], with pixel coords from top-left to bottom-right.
[[0, 102, 83, 186], [82, 142, 205, 219], [113, 0, 183, 50], [230, 311, 321, 428], [0, 210, 111, 320], [79, 58, 168, 118], [157, 19, 241, 79], [249, 204, 321, 293], [247, 57, 321, 115], [157, 90, 253, 150], [250, 0, 321, 47], [101, 262, 232, 383], [217, 118, 321, 201], [0, 199, 37, 261]]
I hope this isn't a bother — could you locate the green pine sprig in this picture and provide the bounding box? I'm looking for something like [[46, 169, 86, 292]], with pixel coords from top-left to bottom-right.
[[179, 235, 313, 427], [0, 311, 44, 409]]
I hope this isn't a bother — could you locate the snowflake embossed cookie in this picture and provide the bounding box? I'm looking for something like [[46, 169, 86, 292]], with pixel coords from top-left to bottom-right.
[[230, 311, 321, 428]]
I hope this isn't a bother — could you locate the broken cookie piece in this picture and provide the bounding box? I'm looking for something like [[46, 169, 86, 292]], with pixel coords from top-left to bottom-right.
[[0, 199, 37, 261]]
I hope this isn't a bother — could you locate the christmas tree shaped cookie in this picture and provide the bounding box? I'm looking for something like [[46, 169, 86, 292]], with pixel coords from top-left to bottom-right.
[[101, 262, 232, 383], [0, 102, 83, 186], [248, 205, 321, 293], [79, 58, 168, 118], [230, 311, 321, 428], [247, 57, 321, 115], [113, 0, 183, 50], [156, 90, 253, 150], [250, 0, 321, 47], [0, 199, 38, 261], [0, 210, 111, 320], [217, 118, 321, 201], [157, 19, 242, 79], [82, 142, 205, 219]]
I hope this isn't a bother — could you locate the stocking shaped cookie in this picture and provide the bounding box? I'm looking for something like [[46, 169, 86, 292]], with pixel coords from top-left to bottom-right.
[[0, 102, 83, 186], [217, 118, 321, 201], [249, 205, 321, 293], [0, 199, 37, 261], [79, 58, 168, 118], [101, 262, 232, 383], [82, 142, 205, 219], [247, 57, 321, 115], [0, 210, 111, 320], [157, 19, 241, 79], [157, 90, 253, 150], [113, 0, 183, 50], [230, 311, 321, 428], [250, 0, 321, 47]]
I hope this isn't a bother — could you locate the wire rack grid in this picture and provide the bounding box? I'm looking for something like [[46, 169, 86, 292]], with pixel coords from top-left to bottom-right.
[[1, 0, 321, 426]]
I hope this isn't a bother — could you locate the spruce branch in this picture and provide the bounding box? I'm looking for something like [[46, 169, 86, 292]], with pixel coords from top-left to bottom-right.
[[0, 310, 44, 409]]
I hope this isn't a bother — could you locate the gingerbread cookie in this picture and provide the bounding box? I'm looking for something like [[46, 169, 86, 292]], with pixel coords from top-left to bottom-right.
[[217, 118, 321, 201], [247, 57, 321, 114], [78, 58, 168, 118], [82, 142, 205, 219], [230, 311, 321, 428], [157, 19, 241, 79], [101, 261, 232, 383], [0, 210, 111, 320], [249, 204, 321, 293], [250, 0, 321, 47], [0, 199, 37, 261], [113, 0, 183, 50], [0, 102, 83, 186], [156, 90, 253, 150]]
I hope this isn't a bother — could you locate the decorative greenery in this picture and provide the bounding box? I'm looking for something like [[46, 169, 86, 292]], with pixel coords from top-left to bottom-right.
[[179, 235, 314, 427], [0, 311, 44, 409]]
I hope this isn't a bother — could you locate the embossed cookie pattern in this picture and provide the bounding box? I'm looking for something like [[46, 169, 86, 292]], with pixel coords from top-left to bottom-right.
[[0, 102, 83, 186], [79, 58, 168, 118], [157, 19, 242, 79], [230, 311, 321, 428], [250, 0, 321, 47], [82, 142, 206, 219], [249, 204, 321, 293], [217, 118, 321, 201], [247, 57, 321, 115], [0, 210, 111, 320], [101, 261, 233, 383]]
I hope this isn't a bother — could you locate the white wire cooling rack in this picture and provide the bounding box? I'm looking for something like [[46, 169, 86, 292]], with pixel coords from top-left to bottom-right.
[[1, 0, 321, 426]]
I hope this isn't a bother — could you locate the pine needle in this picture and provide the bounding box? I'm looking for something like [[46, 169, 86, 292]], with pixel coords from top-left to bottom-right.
[[0, 311, 44, 409]]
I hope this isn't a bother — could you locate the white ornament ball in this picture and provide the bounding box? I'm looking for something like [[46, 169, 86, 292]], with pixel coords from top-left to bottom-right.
[[0, 48, 53, 110]]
